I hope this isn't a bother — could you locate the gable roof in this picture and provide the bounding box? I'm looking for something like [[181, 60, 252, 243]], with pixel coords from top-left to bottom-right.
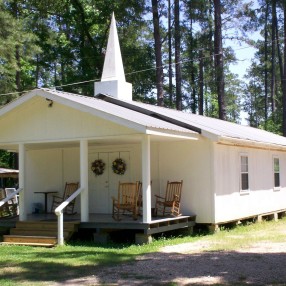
[[0, 88, 197, 139], [1, 88, 286, 150]]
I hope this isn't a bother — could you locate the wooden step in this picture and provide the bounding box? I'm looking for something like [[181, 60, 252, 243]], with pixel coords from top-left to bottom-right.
[[3, 235, 57, 246], [3, 221, 79, 246], [15, 221, 79, 231], [10, 228, 71, 239], [1, 242, 55, 247]]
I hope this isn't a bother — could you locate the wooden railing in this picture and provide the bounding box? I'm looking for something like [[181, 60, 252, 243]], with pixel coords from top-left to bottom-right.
[[54, 187, 83, 245]]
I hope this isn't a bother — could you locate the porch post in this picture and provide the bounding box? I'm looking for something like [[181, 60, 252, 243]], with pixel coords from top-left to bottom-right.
[[80, 139, 89, 222], [142, 134, 152, 223], [18, 143, 27, 221]]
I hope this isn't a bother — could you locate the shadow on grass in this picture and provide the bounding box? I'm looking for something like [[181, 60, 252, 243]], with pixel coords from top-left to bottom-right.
[[1, 247, 286, 285], [0, 245, 137, 285]]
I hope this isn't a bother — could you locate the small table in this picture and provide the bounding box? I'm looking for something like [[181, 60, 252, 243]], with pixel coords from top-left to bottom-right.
[[34, 191, 58, 213]]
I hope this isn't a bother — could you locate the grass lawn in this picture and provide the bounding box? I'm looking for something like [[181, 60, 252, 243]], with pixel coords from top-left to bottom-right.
[[0, 217, 286, 285]]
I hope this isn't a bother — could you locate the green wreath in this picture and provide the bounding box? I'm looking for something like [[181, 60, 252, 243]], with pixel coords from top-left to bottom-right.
[[112, 158, 126, 175], [91, 159, 105, 176]]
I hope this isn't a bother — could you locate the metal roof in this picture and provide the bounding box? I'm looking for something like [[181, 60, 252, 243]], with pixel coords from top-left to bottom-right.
[[2, 88, 286, 148], [96, 94, 286, 149]]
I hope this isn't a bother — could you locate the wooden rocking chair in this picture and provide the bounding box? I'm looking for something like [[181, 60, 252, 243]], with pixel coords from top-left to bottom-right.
[[112, 182, 138, 221], [51, 182, 79, 214], [154, 180, 183, 217]]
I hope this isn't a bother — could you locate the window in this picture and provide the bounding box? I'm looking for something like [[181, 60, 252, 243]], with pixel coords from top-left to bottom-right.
[[240, 155, 249, 191], [273, 157, 280, 188]]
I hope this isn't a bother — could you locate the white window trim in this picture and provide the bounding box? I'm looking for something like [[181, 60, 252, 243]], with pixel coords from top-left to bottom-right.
[[239, 153, 250, 194], [273, 156, 280, 191]]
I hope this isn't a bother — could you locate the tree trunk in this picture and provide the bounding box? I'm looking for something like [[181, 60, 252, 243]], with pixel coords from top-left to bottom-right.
[[152, 0, 164, 106], [15, 45, 21, 92], [282, 3, 286, 136], [214, 0, 226, 120], [168, 0, 173, 105], [264, 2, 269, 125], [174, 0, 182, 110], [11, 1, 21, 92], [199, 49, 204, 115], [271, 0, 277, 113], [189, 16, 196, 113]]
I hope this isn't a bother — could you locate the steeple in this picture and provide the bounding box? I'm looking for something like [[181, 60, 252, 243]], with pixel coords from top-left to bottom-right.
[[94, 13, 132, 101]]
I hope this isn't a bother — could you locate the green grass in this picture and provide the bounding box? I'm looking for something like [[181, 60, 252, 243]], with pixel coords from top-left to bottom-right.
[[0, 217, 286, 285]]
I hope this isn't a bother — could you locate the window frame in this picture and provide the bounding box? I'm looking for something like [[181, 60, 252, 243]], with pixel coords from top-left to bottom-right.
[[273, 156, 280, 191], [239, 153, 249, 193]]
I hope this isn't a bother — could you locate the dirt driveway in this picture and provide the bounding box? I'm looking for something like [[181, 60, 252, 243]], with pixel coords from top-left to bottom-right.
[[55, 240, 286, 285]]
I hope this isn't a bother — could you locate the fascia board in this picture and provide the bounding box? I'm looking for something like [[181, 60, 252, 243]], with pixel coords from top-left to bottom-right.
[[218, 136, 286, 151]]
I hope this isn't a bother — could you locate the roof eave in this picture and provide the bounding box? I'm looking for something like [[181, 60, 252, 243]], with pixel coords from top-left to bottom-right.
[[218, 136, 286, 151], [146, 128, 199, 140]]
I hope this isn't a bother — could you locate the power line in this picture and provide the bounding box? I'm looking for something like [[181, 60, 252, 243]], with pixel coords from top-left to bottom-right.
[[0, 36, 285, 98]]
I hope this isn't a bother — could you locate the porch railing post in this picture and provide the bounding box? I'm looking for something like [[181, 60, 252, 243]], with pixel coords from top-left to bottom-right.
[[57, 211, 64, 245], [55, 187, 83, 245]]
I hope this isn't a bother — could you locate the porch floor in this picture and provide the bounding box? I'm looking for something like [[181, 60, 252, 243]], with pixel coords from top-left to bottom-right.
[[0, 213, 196, 242]]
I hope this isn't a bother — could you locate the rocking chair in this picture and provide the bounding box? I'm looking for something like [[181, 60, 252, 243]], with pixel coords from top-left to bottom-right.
[[112, 182, 138, 221], [154, 180, 183, 217], [51, 182, 79, 214]]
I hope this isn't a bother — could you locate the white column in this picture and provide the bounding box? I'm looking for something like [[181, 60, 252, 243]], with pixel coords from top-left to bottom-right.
[[142, 135, 152, 223], [80, 139, 89, 222], [18, 143, 27, 221]]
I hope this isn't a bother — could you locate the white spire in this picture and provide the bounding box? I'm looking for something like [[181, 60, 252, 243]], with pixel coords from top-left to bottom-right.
[[101, 13, 125, 82], [94, 13, 132, 101]]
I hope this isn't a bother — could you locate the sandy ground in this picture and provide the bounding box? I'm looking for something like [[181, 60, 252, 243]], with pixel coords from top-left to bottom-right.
[[54, 240, 286, 286]]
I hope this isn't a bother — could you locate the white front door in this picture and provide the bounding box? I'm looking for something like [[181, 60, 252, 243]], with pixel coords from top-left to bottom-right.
[[89, 151, 130, 213]]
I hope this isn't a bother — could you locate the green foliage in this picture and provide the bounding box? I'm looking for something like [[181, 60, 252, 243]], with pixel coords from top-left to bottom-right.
[[0, 0, 40, 96], [0, 0, 284, 132], [0, 150, 17, 169]]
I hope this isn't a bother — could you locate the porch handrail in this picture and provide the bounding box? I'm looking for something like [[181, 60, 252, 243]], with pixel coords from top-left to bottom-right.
[[0, 188, 22, 208], [54, 187, 83, 245]]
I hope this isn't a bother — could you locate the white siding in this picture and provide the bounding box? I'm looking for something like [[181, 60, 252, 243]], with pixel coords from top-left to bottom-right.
[[214, 144, 286, 223], [0, 96, 137, 144], [156, 138, 214, 223]]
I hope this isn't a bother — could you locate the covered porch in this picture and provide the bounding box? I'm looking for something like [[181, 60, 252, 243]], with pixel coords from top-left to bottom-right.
[[0, 130, 197, 244]]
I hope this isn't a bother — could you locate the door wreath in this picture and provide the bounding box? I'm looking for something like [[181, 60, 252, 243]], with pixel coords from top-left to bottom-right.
[[112, 158, 126, 175], [91, 159, 105, 176]]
